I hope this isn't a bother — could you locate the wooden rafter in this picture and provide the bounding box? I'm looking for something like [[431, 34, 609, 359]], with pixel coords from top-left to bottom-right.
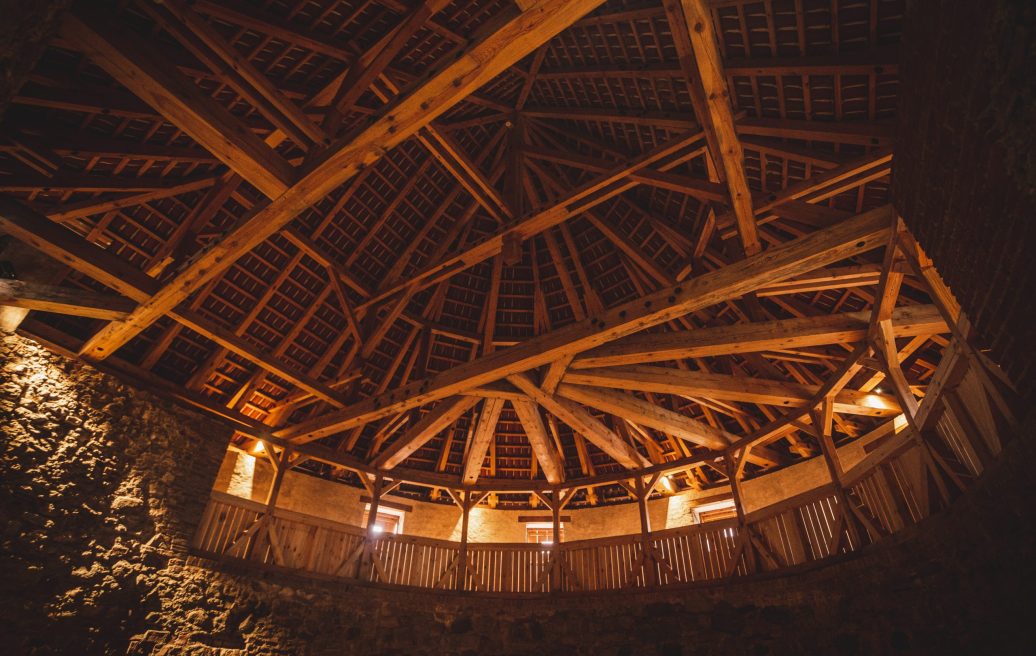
[[573, 304, 946, 369], [372, 396, 479, 469], [143, 0, 324, 148], [0, 0, 958, 496], [512, 398, 565, 484], [0, 279, 134, 321], [367, 130, 707, 306], [461, 398, 505, 484], [561, 366, 899, 417], [59, 6, 295, 198], [73, 0, 610, 362], [665, 0, 759, 255], [0, 198, 346, 407], [277, 206, 892, 442], [508, 373, 651, 470]]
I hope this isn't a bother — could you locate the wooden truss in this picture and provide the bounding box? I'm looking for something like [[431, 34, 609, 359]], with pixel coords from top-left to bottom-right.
[[0, 0, 969, 506]]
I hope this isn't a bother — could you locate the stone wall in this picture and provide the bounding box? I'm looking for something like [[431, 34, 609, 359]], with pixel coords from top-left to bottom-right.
[[212, 420, 893, 544], [214, 450, 693, 542], [0, 331, 233, 654], [892, 0, 1036, 401], [3, 321, 1028, 654], [6, 328, 1031, 654], [179, 417, 1036, 655]]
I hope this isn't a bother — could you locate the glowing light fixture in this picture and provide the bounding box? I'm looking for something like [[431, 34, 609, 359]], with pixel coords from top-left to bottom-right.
[[252, 441, 265, 454], [661, 475, 674, 493]]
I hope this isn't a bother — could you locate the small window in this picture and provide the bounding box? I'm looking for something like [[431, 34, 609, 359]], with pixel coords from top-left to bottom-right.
[[525, 522, 564, 544], [363, 504, 405, 535], [694, 500, 737, 524]]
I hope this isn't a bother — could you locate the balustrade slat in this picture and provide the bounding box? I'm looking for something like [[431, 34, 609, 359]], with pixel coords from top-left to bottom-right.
[[192, 343, 1006, 594]]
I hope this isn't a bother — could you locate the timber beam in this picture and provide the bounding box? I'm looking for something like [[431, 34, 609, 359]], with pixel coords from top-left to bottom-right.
[[59, 6, 295, 198], [372, 396, 480, 468], [276, 206, 893, 442], [461, 398, 506, 484], [0, 197, 347, 407], [512, 398, 566, 483], [71, 0, 611, 362], [666, 0, 759, 254], [572, 304, 947, 369], [509, 373, 652, 470], [555, 382, 782, 467], [0, 279, 135, 321], [562, 366, 900, 417]]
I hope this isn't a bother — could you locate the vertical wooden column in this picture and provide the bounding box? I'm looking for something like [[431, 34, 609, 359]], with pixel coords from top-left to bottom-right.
[[871, 326, 958, 509], [456, 491, 471, 591], [724, 453, 755, 575], [264, 447, 291, 508], [244, 446, 290, 560], [365, 474, 384, 536], [812, 398, 864, 548], [550, 491, 562, 592], [360, 473, 383, 581], [633, 476, 658, 586], [877, 225, 958, 509]]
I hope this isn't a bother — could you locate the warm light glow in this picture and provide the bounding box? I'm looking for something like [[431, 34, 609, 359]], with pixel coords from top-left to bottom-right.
[[893, 413, 908, 431], [229, 450, 257, 499], [252, 441, 265, 454], [873, 387, 884, 394], [861, 393, 896, 410], [526, 521, 562, 545], [661, 475, 674, 492], [363, 503, 405, 535], [0, 306, 30, 333], [692, 499, 737, 525]]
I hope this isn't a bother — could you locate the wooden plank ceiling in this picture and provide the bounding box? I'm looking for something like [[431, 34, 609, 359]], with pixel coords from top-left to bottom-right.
[[0, 0, 944, 508]]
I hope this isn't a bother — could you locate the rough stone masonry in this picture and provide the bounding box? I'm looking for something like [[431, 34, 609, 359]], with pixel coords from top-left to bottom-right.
[[3, 329, 1035, 655], [0, 331, 232, 652]]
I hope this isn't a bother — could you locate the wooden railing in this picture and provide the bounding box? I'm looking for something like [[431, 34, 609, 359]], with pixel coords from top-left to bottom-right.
[[192, 330, 1018, 595]]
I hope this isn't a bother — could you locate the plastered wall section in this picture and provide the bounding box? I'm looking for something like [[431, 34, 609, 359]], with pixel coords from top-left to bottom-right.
[[212, 419, 896, 543]]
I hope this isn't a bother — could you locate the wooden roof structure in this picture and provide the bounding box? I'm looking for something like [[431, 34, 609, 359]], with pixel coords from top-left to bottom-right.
[[0, 0, 948, 508]]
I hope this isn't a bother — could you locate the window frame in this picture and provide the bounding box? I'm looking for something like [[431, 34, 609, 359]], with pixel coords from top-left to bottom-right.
[[524, 521, 564, 544], [692, 499, 738, 524], [363, 503, 406, 535]]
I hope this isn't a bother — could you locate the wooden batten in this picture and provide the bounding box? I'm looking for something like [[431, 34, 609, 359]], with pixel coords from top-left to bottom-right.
[[0, 0, 1000, 515]]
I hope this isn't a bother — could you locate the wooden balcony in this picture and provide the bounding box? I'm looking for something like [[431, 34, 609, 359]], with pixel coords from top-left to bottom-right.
[[192, 324, 1017, 595]]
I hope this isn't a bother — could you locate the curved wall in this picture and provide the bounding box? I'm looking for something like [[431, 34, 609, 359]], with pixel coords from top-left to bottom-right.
[[191, 427, 1036, 655], [892, 0, 1036, 400], [2, 0, 1034, 651], [211, 418, 896, 544], [2, 329, 1031, 655]]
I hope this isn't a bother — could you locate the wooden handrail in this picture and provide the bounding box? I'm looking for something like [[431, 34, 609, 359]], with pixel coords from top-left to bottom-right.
[[193, 334, 1015, 594], [742, 483, 838, 524]]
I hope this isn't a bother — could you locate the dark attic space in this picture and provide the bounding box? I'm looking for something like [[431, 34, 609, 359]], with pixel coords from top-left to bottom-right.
[[1, 0, 1033, 654]]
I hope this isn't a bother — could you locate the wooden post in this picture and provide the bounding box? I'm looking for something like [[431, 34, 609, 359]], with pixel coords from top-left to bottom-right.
[[365, 474, 384, 537], [812, 399, 864, 549], [634, 476, 658, 586], [550, 491, 561, 592], [456, 491, 470, 591], [725, 453, 756, 574], [360, 474, 383, 581], [244, 447, 290, 560], [264, 448, 291, 508]]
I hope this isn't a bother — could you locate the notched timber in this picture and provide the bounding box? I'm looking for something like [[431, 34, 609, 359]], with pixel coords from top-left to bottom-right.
[[277, 206, 893, 442]]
